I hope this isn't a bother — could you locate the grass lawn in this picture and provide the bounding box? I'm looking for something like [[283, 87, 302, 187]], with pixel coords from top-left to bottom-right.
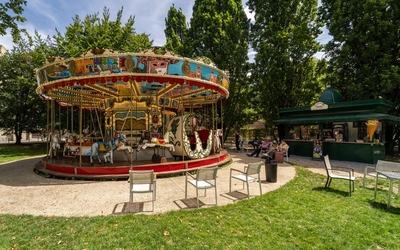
[[0, 143, 47, 164], [1, 144, 400, 249]]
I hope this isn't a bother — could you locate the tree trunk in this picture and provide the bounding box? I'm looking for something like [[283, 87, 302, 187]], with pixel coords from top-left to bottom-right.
[[15, 133, 22, 145]]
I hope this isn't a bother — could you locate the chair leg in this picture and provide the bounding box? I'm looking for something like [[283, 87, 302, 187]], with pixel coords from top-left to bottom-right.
[[214, 186, 218, 206], [246, 181, 250, 199], [152, 183, 156, 211], [152, 193, 155, 211], [258, 174, 262, 196], [229, 176, 232, 193], [349, 180, 352, 196], [325, 177, 330, 188], [185, 176, 188, 199], [196, 188, 199, 208]]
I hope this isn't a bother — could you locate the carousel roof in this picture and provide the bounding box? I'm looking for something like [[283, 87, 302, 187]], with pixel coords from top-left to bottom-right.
[[35, 48, 229, 111]]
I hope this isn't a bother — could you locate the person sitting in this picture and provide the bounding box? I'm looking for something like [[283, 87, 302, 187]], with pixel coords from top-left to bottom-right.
[[250, 136, 259, 149], [246, 137, 271, 157], [263, 141, 278, 159], [278, 140, 289, 153]]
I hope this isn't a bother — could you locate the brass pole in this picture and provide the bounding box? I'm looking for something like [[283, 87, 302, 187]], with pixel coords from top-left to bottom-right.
[[79, 85, 83, 167]]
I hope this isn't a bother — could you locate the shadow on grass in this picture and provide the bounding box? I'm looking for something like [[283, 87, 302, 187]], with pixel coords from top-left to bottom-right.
[[312, 186, 352, 197], [368, 200, 400, 214]]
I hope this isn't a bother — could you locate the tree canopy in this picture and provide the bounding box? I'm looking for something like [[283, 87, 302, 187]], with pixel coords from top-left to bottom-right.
[[319, 0, 400, 104], [0, 0, 26, 42], [248, 0, 324, 129], [164, 5, 188, 55], [53, 7, 153, 58], [166, 0, 252, 135], [0, 38, 47, 144]]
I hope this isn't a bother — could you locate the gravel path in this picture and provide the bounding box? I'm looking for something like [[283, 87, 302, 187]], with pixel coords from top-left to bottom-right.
[[0, 154, 371, 217], [288, 155, 369, 177]]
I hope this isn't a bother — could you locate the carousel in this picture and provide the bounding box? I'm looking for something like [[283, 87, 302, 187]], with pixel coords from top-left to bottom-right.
[[34, 47, 231, 179]]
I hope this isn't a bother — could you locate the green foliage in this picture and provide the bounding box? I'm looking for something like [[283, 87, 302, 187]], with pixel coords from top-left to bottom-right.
[[0, 40, 47, 144], [319, 0, 400, 103], [319, 0, 400, 153], [52, 7, 153, 58], [248, 0, 324, 129], [164, 5, 188, 55], [184, 0, 252, 132], [1, 166, 400, 249], [0, 0, 27, 42]]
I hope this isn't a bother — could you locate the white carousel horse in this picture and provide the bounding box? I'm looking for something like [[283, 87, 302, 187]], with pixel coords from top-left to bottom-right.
[[82, 126, 90, 135], [48, 130, 61, 158], [104, 141, 133, 163], [138, 131, 175, 151], [214, 129, 222, 152], [90, 132, 128, 165]]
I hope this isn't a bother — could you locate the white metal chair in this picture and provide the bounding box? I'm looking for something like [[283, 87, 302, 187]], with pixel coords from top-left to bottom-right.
[[129, 170, 156, 212], [364, 160, 400, 193], [229, 161, 263, 198], [185, 166, 219, 208], [283, 146, 289, 161], [323, 155, 355, 196]]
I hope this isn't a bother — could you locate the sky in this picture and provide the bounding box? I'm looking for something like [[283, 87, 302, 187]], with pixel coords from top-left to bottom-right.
[[1, 0, 329, 60]]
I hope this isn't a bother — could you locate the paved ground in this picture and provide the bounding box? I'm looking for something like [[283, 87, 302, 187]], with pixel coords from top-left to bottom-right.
[[0, 152, 370, 217]]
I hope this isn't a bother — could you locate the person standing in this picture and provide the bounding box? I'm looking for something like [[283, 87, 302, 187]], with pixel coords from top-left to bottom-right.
[[235, 131, 243, 152]]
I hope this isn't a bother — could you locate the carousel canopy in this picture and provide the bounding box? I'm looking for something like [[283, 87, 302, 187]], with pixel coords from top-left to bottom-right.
[[35, 48, 229, 111]]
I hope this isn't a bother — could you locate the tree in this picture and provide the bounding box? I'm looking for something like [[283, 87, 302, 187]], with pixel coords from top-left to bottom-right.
[[53, 7, 153, 58], [184, 0, 251, 139], [0, 39, 47, 144], [248, 0, 324, 129], [319, 0, 400, 154], [164, 5, 188, 55], [319, 0, 400, 102], [0, 0, 26, 42]]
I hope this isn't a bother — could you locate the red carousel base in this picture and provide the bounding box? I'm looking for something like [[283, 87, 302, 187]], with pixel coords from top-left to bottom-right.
[[34, 150, 231, 180]]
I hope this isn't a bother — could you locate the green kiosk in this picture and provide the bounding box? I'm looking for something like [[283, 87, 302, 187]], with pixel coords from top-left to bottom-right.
[[273, 87, 400, 164]]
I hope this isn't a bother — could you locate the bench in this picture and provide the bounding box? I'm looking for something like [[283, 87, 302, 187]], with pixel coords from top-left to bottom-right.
[[364, 160, 400, 193], [240, 140, 254, 153]]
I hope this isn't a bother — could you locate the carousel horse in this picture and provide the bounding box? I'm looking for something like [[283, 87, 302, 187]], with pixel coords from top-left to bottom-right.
[[138, 131, 175, 151], [61, 130, 78, 155], [214, 129, 222, 153], [90, 132, 128, 165], [104, 141, 133, 163], [48, 130, 61, 158]]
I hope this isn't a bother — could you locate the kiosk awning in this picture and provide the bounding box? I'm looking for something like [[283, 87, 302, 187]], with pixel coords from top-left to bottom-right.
[[273, 113, 400, 125]]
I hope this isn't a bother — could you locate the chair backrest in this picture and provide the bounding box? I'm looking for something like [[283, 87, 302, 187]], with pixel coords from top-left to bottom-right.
[[129, 170, 155, 185], [376, 160, 400, 172], [323, 155, 333, 176], [246, 162, 263, 175], [284, 146, 289, 154], [196, 166, 218, 181]]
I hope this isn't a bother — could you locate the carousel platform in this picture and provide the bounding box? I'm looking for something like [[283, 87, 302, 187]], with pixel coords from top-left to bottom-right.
[[34, 150, 231, 180]]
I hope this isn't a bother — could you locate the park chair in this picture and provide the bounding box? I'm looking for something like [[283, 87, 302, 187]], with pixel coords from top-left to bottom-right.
[[364, 160, 400, 193], [323, 155, 355, 196], [129, 170, 156, 212], [283, 146, 289, 162], [185, 166, 219, 208], [229, 161, 263, 199]]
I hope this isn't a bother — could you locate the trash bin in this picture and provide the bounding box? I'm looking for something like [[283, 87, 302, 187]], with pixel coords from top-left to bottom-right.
[[265, 158, 278, 183]]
